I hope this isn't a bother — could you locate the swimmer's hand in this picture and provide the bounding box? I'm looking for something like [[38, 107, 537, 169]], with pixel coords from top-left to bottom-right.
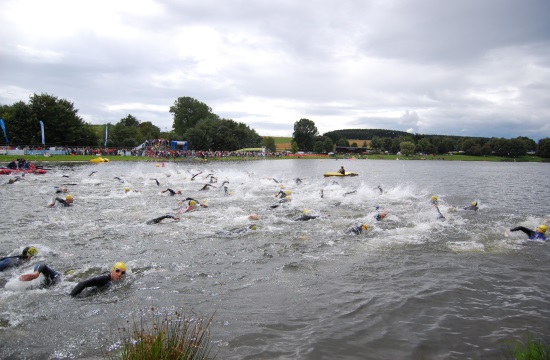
[[19, 273, 39, 281]]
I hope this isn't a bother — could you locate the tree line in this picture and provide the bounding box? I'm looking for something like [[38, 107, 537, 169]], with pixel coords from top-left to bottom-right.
[[1, 93, 549, 158]]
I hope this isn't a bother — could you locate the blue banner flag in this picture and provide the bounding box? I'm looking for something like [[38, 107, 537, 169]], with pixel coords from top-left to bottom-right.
[[39, 120, 45, 145], [0, 119, 8, 143], [104, 124, 108, 147]]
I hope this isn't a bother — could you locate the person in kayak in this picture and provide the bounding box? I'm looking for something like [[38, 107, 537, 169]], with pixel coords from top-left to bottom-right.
[[70, 262, 127, 297], [0, 246, 38, 272], [337, 166, 345, 175], [19, 263, 60, 287], [510, 224, 547, 241]]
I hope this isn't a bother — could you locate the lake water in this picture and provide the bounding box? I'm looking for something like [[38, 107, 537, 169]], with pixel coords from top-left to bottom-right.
[[1, 159, 549, 359]]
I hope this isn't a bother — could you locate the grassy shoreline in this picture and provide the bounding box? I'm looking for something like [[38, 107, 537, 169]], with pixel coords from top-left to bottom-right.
[[0, 154, 547, 164]]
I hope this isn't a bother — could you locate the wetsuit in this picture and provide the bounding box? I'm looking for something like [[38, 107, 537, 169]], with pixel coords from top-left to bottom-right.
[[162, 188, 177, 196], [7, 161, 17, 169], [53, 197, 72, 207], [147, 215, 178, 224], [70, 273, 111, 296], [0, 255, 29, 271], [294, 214, 319, 221], [349, 225, 365, 235], [510, 226, 547, 241], [463, 204, 478, 211], [33, 263, 60, 286]]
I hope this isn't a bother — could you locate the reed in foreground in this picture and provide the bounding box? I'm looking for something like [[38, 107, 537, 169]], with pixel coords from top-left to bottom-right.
[[505, 333, 550, 360], [105, 307, 216, 360]]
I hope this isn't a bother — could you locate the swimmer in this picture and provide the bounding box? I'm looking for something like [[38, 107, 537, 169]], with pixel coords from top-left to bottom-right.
[[510, 224, 547, 241], [374, 206, 390, 221], [19, 263, 60, 287], [348, 224, 369, 235], [276, 190, 291, 199], [88, 171, 97, 176], [178, 199, 207, 213], [294, 214, 319, 221], [114, 176, 124, 183], [162, 188, 181, 196], [7, 176, 23, 184], [190, 171, 203, 181], [430, 196, 445, 220], [464, 201, 479, 211], [146, 215, 180, 224], [221, 180, 230, 187], [70, 262, 127, 297], [320, 189, 324, 198], [48, 194, 74, 207], [229, 224, 258, 234], [199, 184, 215, 191], [295, 178, 303, 184], [0, 246, 38, 271], [344, 190, 357, 196], [55, 186, 68, 193], [337, 166, 345, 175], [153, 178, 160, 186], [374, 185, 383, 194]]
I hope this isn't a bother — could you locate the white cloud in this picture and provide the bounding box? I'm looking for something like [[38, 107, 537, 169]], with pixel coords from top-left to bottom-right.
[[1, 0, 549, 140]]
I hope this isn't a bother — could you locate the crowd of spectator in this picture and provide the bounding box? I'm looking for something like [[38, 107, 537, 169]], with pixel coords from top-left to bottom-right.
[[1, 142, 291, 159]]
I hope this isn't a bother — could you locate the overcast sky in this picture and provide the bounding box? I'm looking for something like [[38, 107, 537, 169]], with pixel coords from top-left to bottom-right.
[[1, 1, 549, 141]]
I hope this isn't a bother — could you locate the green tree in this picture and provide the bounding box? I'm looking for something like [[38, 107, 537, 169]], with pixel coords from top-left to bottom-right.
[[292, 118, 318, 151], [184, 117, 261, 150], [323, 137, 334, 153], [371, 136, 383, 151], [0, 101, 35, 144], [170, 97, 212, 137], [492, 138, 527, 157], [138, 121, 161, 143], [28, 93, 89, 146], [537, 138, 550, 158], [262, 137, 276, 153], [400, 141, 415, 156], [291, 141, 299, 153]]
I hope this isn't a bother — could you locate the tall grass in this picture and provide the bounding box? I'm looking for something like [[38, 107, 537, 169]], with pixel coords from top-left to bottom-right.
[[105, 308, 216, 360], [506, 334, 550, 360]]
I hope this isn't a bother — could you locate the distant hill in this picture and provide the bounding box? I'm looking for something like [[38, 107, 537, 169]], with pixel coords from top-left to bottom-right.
[[323, 129, 411, 140]]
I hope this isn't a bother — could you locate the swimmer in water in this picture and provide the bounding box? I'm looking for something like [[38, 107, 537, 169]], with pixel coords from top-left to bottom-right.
[[373, 206, 390, 221], [146, 215, 180, 224], [430, 196, 445, 220], [0, 246, 38, 272], [162, 188, 181, 196], [70, 262, 127, 297], [199, 184, 215, 191], [19, 263, 60, 287], [510, 224, 547, 241], [463, 201, 479, 211], [348, 224, 369, 235], [48, 194, 74, 207]]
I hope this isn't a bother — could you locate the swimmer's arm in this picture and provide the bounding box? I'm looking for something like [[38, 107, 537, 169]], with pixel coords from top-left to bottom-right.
[[70, 274, 110, 296], [510, 226, 535, 238]]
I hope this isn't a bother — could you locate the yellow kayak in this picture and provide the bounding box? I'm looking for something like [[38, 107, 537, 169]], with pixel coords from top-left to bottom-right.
[[90, 157, 110, 163], [323, 172, 358, 177]]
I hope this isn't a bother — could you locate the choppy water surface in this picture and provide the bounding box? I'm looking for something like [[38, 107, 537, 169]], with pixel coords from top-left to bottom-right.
[[1, 159, 549, 359]]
